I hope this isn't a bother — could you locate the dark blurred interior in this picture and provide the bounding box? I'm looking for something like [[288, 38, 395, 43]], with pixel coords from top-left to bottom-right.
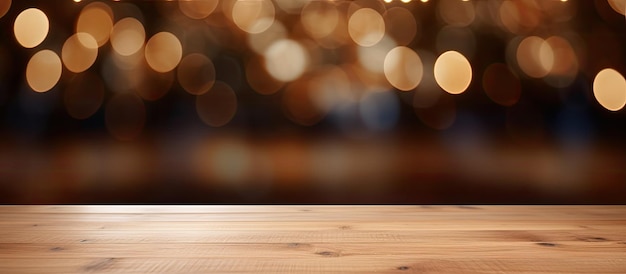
[[0, 0, 625, 204]]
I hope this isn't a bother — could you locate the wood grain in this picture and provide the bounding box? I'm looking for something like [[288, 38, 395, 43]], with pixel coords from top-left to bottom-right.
[[0, 206, 624, 273]]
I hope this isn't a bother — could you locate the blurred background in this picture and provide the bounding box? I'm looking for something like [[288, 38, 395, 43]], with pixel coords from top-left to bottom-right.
[[0, 0, 625, 204]]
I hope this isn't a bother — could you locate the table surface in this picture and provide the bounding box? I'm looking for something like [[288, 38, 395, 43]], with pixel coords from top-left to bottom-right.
[[0, 206, 625, 273]]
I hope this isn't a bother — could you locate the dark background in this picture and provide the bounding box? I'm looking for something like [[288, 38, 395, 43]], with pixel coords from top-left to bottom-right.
[[0, 0, 625, 204]]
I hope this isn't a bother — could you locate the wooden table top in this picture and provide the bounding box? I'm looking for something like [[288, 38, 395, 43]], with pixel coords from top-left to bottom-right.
[[0, 206, 625, 273]]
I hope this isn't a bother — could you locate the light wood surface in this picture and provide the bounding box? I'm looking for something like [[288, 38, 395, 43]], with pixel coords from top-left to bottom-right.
[[0, 206, 624, 273]]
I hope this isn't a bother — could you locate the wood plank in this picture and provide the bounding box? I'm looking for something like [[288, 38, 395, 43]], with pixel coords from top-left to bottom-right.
[[0, 206, 624, 273]]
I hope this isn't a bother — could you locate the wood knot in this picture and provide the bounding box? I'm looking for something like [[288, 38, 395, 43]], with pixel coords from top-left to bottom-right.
[[50, 247, 64, 252], [536, 242, 557, 247], [338, 225, 351, 230], [577, 236, 608, 242], [397, 266, 410, 270], [315, 251, 341, 257]]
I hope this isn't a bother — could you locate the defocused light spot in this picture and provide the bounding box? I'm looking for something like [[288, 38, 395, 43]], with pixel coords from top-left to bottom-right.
[[360, 91, 400, 131], [64, 72, 104, 119], [101, 51, 144, 93], [14, 8, 49, 48], [77, 2, 113, 47], [26, 50, 62, 93], [264, 39, 308, 82], [312, 4, 350, 49], [247, 20, 287, 55], [434, 51, 472, 94], [310, 66, 352, 112], [516, 36, 553, 78], [0, 0, 11, 19], [274, 0, 309, 14], [105, 93, 146, 141], [593, 68, 626, 111], [608, 0, 626, 15], [483, 63, 521, 106], [347, 0, 387, 16], [178, 53, 215, 95], [206, 141, 253, 185], [245, 56, 284, 95], [232, 0, 275, 34], [62, 33, 98, 73], [136, 66, 174, 101], [543, 36, 578, 88], [111, 17, 145, 56], [179, 0, 218, 19], [348, 8, 385, 47], [384, 7, 418, 46], [412, 50, 441, 109], [358, 35, 396, 74], [499, 0, 540, 34], [301, 1, 339, 39], [384, 46, 423, 91], [145, 32, 182, 73], [196, 81, 237, 127], [283, 79, 324, 126], [438, 0, 475, 27]]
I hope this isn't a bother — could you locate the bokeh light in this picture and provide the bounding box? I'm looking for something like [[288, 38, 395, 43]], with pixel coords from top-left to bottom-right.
[[145, 32, 182, 73], [301, 1, 339, 40], [264, 39, 309, 82], [593, 68, 626, 111], [515, 36, 553, 78], [358, 35, 396, 74], [64, 72, 105, 119], [232, 0, 275, 34], [607, 0, 626, 16], [348, 8, 385, 47], [543, 36, 579, 88], [196, 81, 238, 127], [309, 65, 353, 113], [499, 0, 541, 34], [178, 53, 215, 95], [384, 7, 418, 46], [245, 56, 284, 95], [434, 51, 472, 94], [482, 63, 521, 106], [76, 2, 114, 47], [26, 50, 62, 93], [247, 20, 287, 55], [62, 33, 98, 73], [283, 78, 325, 126], [384, 46, 423, 91], [438, 0, 475, 27], [178, 0, 218, 20], [0, 0, 10, 19], [14, 8, 49, 48], [135, 64, 174, 101], [105, 93, 146, 141], [274, 0, 309, 14], [110, 17, 146, 56]]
